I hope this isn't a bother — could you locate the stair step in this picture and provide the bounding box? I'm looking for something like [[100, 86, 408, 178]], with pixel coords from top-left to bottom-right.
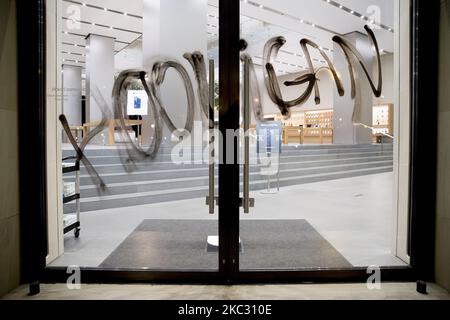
[[72, 155, 393, 179], [68, 160, 391, 186], [64, 166, 393, 213], [79, 161, 393, 196], [70, 151, 393, 170], [62, 143, 392, 156], [62, 144, 394, 213], [63, 145, 393, 161]]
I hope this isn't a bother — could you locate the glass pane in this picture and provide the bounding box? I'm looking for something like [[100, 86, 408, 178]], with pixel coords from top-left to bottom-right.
[[239, 0, 410, 270], [46, 0, 219, 271]]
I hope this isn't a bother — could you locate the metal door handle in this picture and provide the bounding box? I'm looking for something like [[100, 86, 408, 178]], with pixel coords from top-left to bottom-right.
[[243, 56, 251, 214], [208, 59, 215, 214]]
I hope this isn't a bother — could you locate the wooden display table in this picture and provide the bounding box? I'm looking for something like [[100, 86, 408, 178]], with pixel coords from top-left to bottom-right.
[[69, 126, 84, 142], [283, 127, 333, 145], [83, 119, 144, 146], [302, 128, 333, 145], [283, 127, 303, 145]]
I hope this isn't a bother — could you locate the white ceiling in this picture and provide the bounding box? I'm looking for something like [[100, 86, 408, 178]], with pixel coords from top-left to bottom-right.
[[60, 0, 396, 75]]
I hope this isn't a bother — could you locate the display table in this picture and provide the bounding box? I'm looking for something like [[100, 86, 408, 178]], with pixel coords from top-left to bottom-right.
[[283, 127, 303, 144], [83, 119, 144, 146], [282, 127, 333, 145], [69, 126, 84, 142]]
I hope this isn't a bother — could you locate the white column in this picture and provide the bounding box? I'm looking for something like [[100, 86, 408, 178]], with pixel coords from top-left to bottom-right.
[[62, 64, 82, 126], [85, 34, 115, 123], [142, 0, 207, 144], [333, 32, 374, 145], [392, 0, 411, 263]]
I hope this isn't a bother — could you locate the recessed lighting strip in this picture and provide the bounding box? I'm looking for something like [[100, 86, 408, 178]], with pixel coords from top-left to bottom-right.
[[62, 51, 85, 56], [323, 0, 394, 33], [240, 0, 394, 44], [251, 62, 293, 75], [61, 17, 142, 35], [62, 41, 85, 48], [241, 0, 335, 52], [62, 31, 132, 46], [253, 55, 309, 73], [64, 0, 142, 19], [62, 58, 84, 64]]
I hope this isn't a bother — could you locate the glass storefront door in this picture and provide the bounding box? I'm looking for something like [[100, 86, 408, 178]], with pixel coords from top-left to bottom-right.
[[238, 0, 411, 271], [43, 0, 415, 281], [46, 0, 223, 272]]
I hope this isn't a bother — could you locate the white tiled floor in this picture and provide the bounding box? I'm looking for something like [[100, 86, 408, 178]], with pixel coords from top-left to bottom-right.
[[50, 172, 406, 268]]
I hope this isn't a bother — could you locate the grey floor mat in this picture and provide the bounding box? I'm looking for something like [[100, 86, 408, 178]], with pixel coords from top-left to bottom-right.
[[99, 220, 352, 270]]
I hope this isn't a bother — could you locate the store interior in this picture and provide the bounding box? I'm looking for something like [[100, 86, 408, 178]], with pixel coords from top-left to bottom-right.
[[47, 0, 410, 270]]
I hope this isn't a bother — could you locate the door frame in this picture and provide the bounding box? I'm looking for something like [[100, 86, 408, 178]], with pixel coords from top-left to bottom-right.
[[17, 0, 440, 286]]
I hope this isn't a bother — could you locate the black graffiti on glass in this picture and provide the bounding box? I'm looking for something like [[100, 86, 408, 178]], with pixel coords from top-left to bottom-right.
[[57, 53, 210, 190], [112, 52, 212, 169], [60, 115, 107, 192], [59, 87, 112, 191], [261, 25, 382, 122], [58, 24, 383, 187], [241, 53, 265, 122]]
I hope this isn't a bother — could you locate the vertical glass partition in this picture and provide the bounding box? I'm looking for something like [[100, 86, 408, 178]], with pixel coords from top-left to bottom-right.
[[239, 0, 411, 270], [45, 0, 221, 271]]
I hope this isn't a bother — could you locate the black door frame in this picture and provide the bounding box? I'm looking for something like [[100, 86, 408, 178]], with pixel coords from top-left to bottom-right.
[[17, 0, 440, 288]]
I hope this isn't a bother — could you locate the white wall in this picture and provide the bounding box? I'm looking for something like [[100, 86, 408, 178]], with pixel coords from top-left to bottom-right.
[[85, 34, 115, 122], [115, 39, 143, 72], [375, 53, 394, 106], [391, 0, 411, 264], [62, 65, 82, 126], [46, 0, 64, 265], [333, 32, 374, 145], [142, 0, 207, 142]]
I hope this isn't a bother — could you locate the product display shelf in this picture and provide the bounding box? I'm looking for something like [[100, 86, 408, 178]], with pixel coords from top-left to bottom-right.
[[372, 103, 394, 138], [305, 109, 334, 129]]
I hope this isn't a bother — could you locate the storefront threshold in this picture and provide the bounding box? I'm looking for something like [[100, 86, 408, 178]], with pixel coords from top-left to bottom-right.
[[5, 281, 449, 300], [40, 266, 415, 285]]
